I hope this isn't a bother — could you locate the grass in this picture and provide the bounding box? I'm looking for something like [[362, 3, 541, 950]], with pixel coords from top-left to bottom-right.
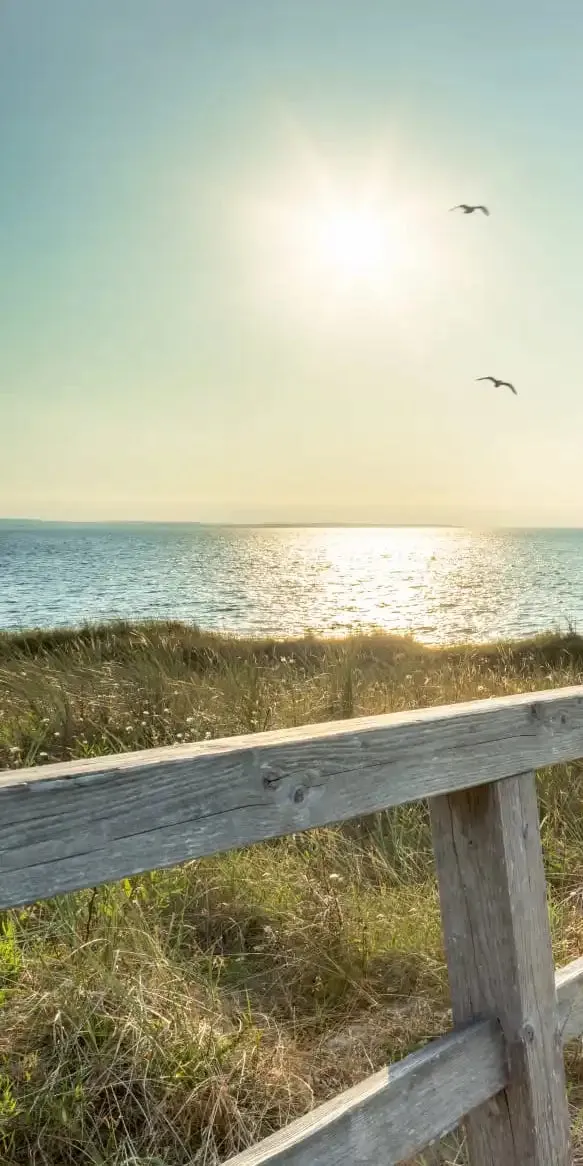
[[2, 620, 583, 1163]]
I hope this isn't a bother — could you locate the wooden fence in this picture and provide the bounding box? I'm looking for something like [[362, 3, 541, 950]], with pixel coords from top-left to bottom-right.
[[3, 685, 583, 1163]]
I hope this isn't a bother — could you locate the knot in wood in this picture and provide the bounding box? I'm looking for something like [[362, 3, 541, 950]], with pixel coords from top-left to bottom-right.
[[519, 1021, 535, 1044]]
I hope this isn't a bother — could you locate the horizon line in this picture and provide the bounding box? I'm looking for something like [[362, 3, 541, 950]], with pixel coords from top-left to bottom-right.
[[2, 518, 583, 532]]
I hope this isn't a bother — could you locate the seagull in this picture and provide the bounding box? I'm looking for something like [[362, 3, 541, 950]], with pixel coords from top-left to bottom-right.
[[476, 376, 517, 396], [450, 204, 490, 215]]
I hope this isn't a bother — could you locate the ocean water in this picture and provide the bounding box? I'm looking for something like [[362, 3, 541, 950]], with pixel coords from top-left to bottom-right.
[[1, 523, 583, 644]]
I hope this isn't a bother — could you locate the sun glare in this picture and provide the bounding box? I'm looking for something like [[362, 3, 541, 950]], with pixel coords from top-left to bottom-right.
[[306, 203, 394, 281], [240, 141, 442, 327], [272, 192, 409, 298]]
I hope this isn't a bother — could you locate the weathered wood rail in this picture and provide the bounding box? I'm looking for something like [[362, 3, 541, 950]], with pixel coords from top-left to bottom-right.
[[2, 685, 583, 1163]]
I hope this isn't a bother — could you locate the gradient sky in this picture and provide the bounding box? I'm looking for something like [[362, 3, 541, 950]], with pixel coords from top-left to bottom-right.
[[2, 0, 583, 524]]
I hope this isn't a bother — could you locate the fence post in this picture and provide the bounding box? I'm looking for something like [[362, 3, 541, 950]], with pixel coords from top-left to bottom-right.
[[430, 772, 571, 1164]]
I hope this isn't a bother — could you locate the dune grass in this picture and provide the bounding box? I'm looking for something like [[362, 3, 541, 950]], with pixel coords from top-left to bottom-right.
[[2, 621, 583, 1164]]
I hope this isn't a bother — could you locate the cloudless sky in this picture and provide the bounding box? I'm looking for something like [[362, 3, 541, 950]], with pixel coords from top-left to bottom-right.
[[2, 0, 583, 524]]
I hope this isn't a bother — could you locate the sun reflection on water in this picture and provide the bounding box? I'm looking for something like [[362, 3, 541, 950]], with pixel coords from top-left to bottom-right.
[[1, 525, 581, 644]]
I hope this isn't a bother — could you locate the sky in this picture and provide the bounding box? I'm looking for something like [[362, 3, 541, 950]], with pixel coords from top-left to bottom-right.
[[2, 1, 583, 525]]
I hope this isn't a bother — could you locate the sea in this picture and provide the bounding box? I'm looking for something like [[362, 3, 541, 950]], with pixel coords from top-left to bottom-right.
[[1, 523, 583, 645]]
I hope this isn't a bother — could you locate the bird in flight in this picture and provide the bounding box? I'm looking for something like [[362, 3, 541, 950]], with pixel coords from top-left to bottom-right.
[[450, 204, 490, 216], [476, 376, 517, 395]]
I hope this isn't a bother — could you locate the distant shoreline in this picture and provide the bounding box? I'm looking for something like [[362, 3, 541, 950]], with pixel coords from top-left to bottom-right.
[[0, 518, 461, 528], [3, 518, 583, 531]]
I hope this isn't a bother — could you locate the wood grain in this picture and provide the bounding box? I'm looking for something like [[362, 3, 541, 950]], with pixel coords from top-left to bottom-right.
[[2, 686, 583, 908], [225, 1019, 506, 1166], [431, 774, 571, 1165]]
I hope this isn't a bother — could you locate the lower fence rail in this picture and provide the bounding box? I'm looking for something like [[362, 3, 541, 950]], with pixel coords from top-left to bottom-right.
[[226, 957, 583, 1166]]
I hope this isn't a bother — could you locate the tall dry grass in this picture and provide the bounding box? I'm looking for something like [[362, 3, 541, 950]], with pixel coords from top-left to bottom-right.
[[1, 622, 583, 1164]]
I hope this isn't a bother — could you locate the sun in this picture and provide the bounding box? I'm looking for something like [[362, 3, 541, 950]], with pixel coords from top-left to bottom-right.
[[275, 191, 407, 297], [239, 146, 439, 324], [243, 185, 422, 317], [305, 202, 395, 282]]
